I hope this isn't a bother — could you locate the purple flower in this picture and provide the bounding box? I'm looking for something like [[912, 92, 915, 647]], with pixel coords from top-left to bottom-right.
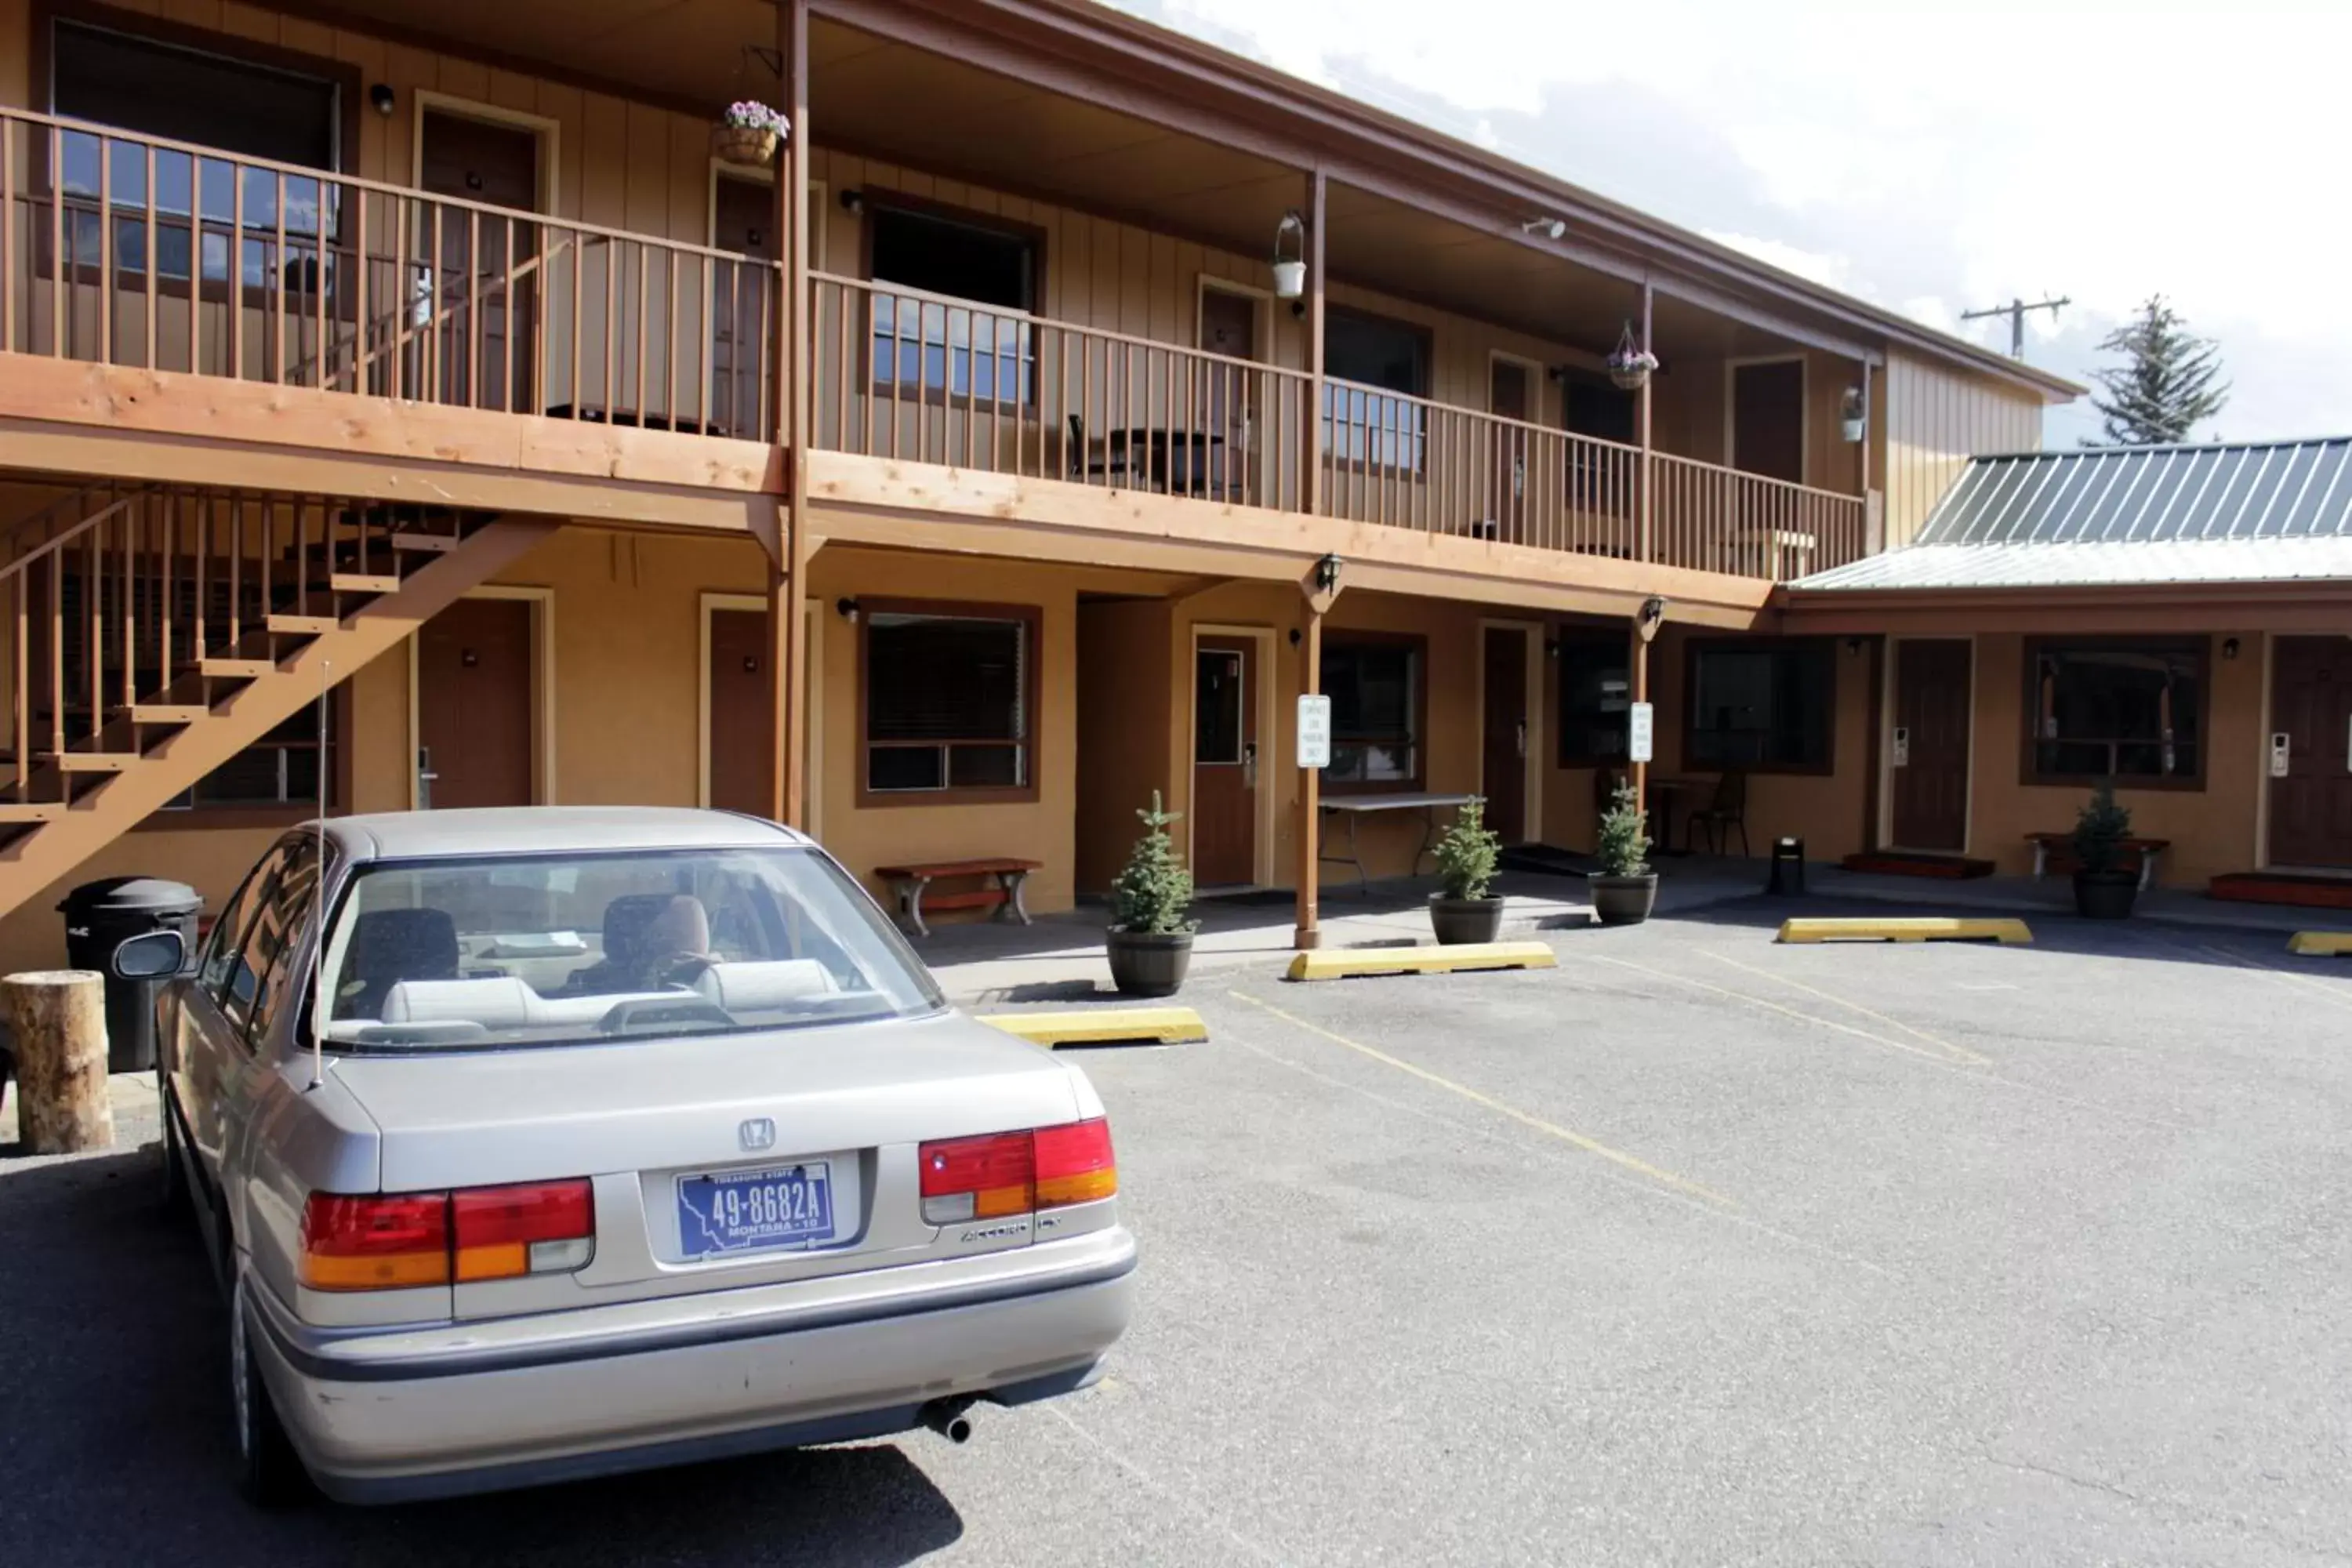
[[721, 100, 790, 136]]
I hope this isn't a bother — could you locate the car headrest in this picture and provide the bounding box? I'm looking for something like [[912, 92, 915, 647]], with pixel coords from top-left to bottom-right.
[[695, 959, 837, 1013], [379, 976, 537, 1029], [601, 892, 709, 963], [349, 908, 459, 985]]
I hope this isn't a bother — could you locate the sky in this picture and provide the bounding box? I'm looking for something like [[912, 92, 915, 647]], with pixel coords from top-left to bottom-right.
[[1111, 0, 2351, 449]]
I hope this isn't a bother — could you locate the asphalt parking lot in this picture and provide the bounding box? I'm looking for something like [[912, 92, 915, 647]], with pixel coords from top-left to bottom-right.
[[5, 895, 2352, 1565]]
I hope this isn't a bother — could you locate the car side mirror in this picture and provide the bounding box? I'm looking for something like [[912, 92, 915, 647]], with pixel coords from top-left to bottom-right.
[[112, 929, 188, 981]]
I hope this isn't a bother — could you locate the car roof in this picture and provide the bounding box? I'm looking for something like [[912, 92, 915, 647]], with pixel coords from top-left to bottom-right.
[[323, 807, 813, 863]]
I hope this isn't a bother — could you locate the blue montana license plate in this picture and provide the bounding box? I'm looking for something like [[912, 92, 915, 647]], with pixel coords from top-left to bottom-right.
[[676, 1163, 836, 1257]]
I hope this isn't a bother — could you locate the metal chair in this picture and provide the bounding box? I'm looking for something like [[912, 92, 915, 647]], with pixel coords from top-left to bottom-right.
[[1686, 769, 1750, 856], [1066, 415, 1127, 482]]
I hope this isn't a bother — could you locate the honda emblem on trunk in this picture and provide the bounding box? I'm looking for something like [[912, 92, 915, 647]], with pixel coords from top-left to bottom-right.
[[739, 1117, 777, 1152]]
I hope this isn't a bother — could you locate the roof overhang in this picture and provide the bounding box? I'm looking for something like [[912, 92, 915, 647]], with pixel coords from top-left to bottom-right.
[[1777, 578, 2352, 636]]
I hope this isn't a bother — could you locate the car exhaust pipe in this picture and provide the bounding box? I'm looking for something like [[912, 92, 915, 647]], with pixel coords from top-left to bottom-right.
[[919, 1396, 976, 1445]]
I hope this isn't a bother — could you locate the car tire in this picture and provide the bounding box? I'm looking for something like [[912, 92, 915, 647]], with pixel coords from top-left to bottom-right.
[[158, 1082, 191, 1218], [229, 1275, 309, 1509]]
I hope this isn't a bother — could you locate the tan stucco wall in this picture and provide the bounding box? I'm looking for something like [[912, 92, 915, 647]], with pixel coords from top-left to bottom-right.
[[1962, 632, 2264, 886]]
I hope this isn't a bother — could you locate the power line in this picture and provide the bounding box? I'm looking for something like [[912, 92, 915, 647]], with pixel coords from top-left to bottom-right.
[[1962, 295, 2070, 359]]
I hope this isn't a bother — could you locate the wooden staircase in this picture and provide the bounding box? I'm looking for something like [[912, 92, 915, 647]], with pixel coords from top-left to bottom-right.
[[0, 485, 554, 922]]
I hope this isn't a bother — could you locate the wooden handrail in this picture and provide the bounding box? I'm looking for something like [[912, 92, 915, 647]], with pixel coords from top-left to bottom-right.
[[5, 107, 775, 269]]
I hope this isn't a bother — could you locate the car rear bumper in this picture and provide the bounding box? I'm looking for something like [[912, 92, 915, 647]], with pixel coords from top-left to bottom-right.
[[247, 1225, 1136, 1504]]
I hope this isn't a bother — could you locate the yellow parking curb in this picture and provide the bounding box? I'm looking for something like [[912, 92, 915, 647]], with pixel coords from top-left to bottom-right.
[[1285, 941, 1557, 982], [1777, 916, 2032, 946], [2288, 931, 2352, 957], [978, 1007, 1207, 1046]]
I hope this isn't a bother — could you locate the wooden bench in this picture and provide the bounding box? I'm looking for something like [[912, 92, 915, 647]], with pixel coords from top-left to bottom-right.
[[2026, 832, 2171, 892], [875, 858, 1043, 938]]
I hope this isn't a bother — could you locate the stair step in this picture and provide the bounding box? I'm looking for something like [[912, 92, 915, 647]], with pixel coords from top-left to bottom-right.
[[198, 657, 278, 678], [0, 803, 61, 824], [330, 572, 401, 593], [39, 752, 136, 773], [392, 532, 459, 554], [125, 704, 211, 725], [266, 614, 339, 635]]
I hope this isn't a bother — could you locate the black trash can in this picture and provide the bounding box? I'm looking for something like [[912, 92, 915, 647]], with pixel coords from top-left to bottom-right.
[[60, 877, 203, 1073], [1766, 837, 1806, 898]]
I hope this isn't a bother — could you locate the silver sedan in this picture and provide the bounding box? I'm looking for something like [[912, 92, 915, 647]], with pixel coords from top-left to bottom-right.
[[136, 807, 1135, 1505]]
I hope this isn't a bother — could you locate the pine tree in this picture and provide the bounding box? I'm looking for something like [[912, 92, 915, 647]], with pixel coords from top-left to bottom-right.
[[2087, 296, 2228, 446]]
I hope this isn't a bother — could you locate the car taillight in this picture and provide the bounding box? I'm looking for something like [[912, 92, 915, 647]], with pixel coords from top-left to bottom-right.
[[920, 1131, 1033, 1224], [918, 1119, 1116, 1226], [1035, 1118, 1117, 1207], [299, 1193, 452, 1290], [453, 1180, 596, 1281], [299, 1181, 595, 1291]]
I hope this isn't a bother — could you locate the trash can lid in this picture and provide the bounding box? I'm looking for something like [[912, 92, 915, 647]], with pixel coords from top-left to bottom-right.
[[57, 876, 205, 916]]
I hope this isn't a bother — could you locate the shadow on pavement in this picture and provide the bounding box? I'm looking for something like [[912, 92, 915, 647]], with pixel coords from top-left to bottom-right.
[[0, 1145, 965, 1568]]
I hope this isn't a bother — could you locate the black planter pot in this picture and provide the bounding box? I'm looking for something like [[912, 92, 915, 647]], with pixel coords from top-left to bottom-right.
[[2072, 869, 2139, 920], [1107, 928, 1193, 996], [1588, 873, 1660, 927], [1429, 895, 1505, 945]]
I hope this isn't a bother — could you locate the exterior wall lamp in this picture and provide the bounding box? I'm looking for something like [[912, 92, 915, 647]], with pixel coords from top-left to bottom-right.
[[1313, 553, 1343, 594], [2223, 637, 2241, 660], [1637, 595, 1667, 642], [369, 83, 395, 117], [1272, 210, 1307, 300], [834, 597, 860, 623]]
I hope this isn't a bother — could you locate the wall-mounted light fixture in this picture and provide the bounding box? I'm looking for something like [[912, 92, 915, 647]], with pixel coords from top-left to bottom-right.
[[1520, 216, 1566, 239], [1636, 595, 1667, 642], [2223, 637, 2241, 660], [369, 82, 396, 117], [838, 188, 865, 215], [1272, 210, 1306, 300], [1313, 553, 1343, 595], [834, 596, 860, 623], [1845, 637, 1865, 655], [1288, 627, 1302, 648]]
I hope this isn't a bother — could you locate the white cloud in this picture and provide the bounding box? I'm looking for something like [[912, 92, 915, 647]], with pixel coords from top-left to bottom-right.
[[1127, 0, 2352, 439]]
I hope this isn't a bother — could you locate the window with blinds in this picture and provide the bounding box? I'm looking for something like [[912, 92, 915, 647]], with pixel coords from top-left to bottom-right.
[[862, 608, 1035, 797]]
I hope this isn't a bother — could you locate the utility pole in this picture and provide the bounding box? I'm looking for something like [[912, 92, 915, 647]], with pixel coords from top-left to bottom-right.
[[1962, 295, 2069, 359]]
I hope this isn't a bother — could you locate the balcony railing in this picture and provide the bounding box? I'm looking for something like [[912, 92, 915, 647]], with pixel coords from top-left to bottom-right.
[[812, 271, 1312, 510], [1652, 454, 1867, 583], [0, 108, 780, 437]]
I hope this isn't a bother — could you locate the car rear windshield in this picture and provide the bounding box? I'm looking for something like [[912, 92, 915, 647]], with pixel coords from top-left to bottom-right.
[[315, 846, 945, 1050]]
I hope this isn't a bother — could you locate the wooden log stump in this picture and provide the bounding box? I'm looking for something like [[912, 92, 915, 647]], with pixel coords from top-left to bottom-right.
[[1, 971, 114, 1155]]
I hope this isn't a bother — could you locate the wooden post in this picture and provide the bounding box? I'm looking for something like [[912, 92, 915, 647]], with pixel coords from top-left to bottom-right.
[[1294, 598, 1323, 950], [1636, 277, 1654, 562], [1628, 619, 1649, 829], [768, 0, 813, 829], [1301, 169, 1326, 519], [3, 971, 113, 1154], [1858, 358, 1873, 494]]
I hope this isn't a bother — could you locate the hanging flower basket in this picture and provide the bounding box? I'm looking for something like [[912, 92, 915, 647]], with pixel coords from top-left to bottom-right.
[[1606, 322, 1658, 391], [712, 100, 789, 167]]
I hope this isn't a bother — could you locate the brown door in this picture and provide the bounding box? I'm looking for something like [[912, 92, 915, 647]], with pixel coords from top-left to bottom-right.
[[1196, 289, 1259, 500], [710, 174, 776, 439], [1488, 361, 1529, 541], [416, 597, 534, 809], [419, 111, 539, 414], [1481, 626, 1528, 843], [2270, 637, 2352, 868], [1732, 360, 1805, 484], [1891, 638, 1970, 851], [707, 607, 771, 818], [1191, 637, 1257, 886]]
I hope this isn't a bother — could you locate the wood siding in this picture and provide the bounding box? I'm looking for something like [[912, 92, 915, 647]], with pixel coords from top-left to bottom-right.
[[1882, 350, 2045, 547]]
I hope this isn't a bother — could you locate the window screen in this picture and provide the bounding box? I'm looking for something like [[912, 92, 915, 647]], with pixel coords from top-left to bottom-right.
[[2028, 641, 2204, 784], [1323, 309, 1428, 472], [869, 205, 1036, 403], [1321, 637, 1421, 788], [1687, 641, 1833, 771]]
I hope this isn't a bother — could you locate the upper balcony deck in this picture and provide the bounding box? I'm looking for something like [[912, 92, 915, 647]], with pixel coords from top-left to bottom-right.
[[0, 0, 2067, 606]]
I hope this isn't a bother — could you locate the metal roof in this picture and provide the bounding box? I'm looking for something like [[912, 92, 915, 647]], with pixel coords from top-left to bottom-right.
[[1793, 437, 2352, 592]]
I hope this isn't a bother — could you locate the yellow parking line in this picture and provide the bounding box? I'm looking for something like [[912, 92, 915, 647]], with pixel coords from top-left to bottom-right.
[[1225, 989, 1736, 1209], [1584, 952, 1989, 1070], [2195, 943, 2352, 1018], [1697, 949, 1994, 1068]]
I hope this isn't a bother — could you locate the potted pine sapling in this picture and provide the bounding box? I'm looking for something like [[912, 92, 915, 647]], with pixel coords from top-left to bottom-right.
[[1106, 792, 1198, 996], [2071, 780, 2138, 920], [1429, 795, 1505, 944], [1588, 781, 1659, 926]]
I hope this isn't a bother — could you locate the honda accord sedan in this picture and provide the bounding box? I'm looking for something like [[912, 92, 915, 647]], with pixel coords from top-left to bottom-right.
[[136, 807, 1135, 1505]]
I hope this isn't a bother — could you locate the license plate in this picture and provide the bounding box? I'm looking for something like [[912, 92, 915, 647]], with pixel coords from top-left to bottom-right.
[[676, 1163, 835, 1257]]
